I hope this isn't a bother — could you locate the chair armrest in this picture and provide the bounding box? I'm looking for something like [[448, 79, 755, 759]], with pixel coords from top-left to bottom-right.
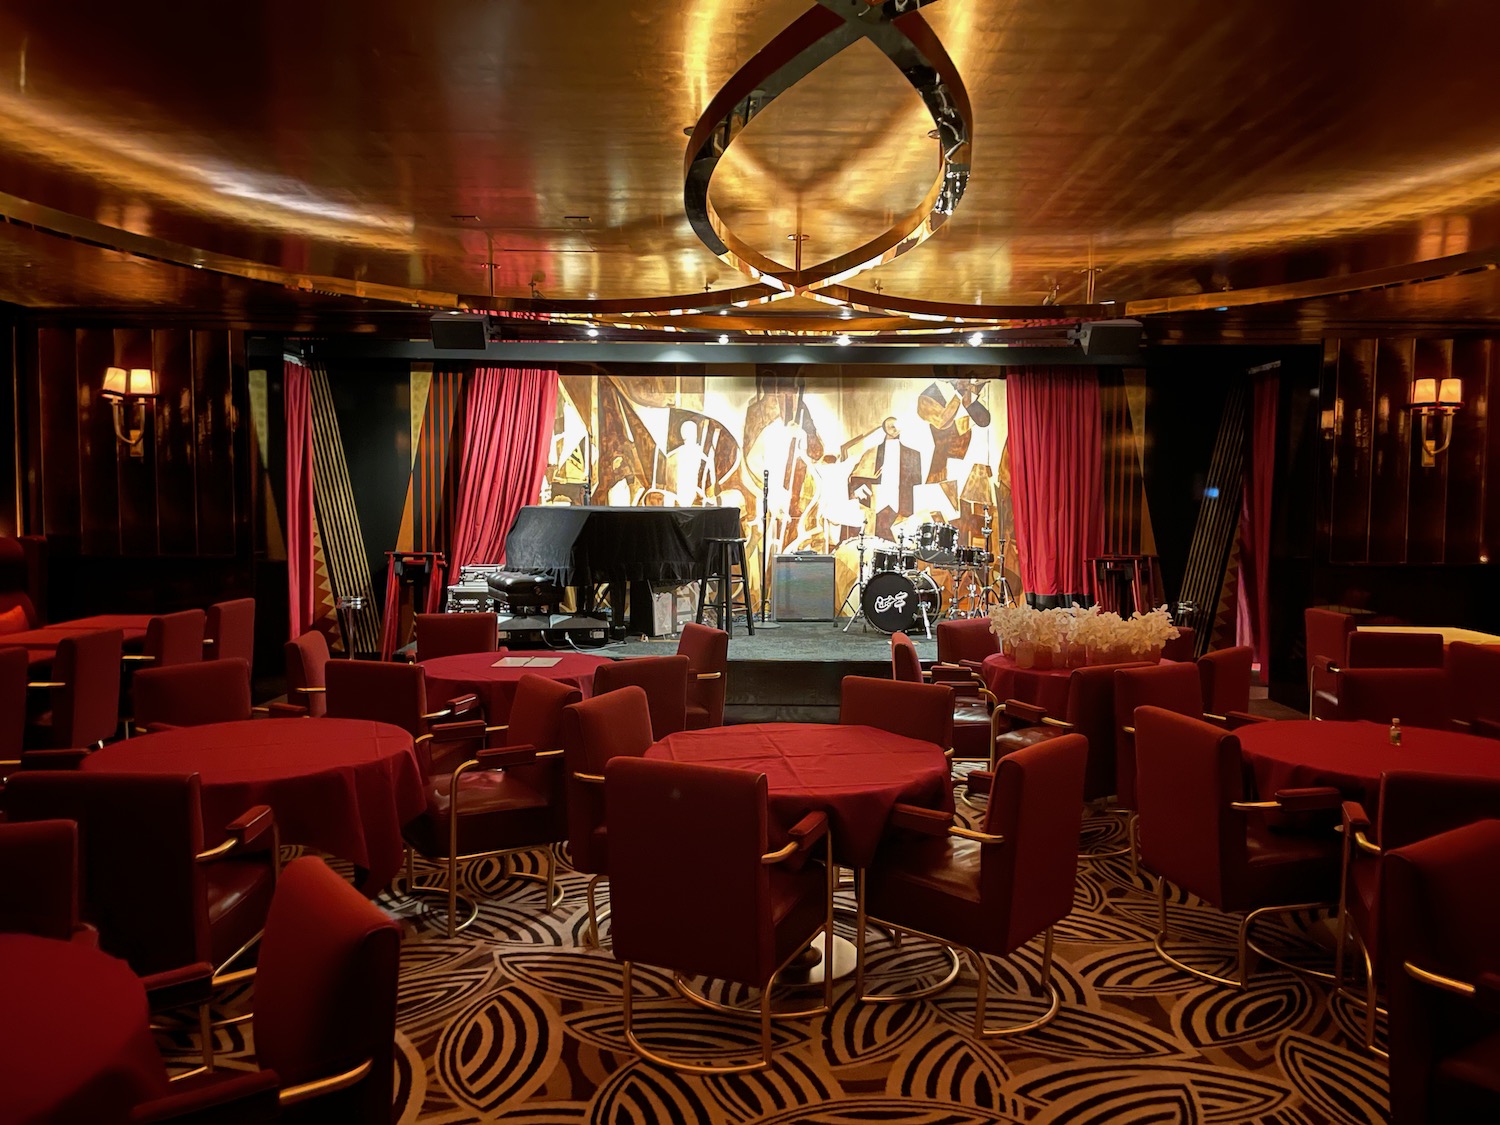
[[140, 961, 216, 1011], [572, 771, 606, 785], [131, 1068, 281, 1122], [1231, 787, 1342, 814], [762, 811, 830, 863], [290, 685, 326, 697], [429, 718, 487, 744], [197, 805, 275, 861], [424, 693, 481, 721], [20, 748, 89, 770], [473, 744, 547, 769], [929, 665, 976, 684], [959, 659, 986, 672], [280, 1058, 373, 1107], [966, 769, 994, 797], [1405, 960, 1478, 997], [950, 825, 1006, 844], [1312, 655, 1339, 675], [1210, 710, 1268, 729], [262, 702, 309, 718], [889, 802, 954, 836], [26, 680, 66, 689], [1003, 699, 1048, 725], [121, 654, 156, 663], [694, 671, 723, 681], [1340, 799, 1380, 854]]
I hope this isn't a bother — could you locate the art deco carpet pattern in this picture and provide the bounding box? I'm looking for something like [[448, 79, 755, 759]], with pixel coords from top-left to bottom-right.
[[166, 810, 1389, 1124]]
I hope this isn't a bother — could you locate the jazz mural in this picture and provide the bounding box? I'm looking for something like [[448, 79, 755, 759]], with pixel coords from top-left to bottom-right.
[[543, 366, 1018, 615]]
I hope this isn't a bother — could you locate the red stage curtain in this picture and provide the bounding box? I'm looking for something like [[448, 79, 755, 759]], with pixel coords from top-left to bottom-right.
[[1006, 368, 1103, 600], [449, 367, 558, 573], [285, 359, 316, 639], [1237, 373, 1278, 668]]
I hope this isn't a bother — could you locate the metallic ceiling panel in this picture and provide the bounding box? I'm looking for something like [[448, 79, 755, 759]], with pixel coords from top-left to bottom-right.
[[0, 0, 1495, 329]]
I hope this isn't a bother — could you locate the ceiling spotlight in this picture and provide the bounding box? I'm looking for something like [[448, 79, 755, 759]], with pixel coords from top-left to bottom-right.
[[968, 332, 984, 346], [836, 334, 852, 347], [718, 334, 729, 344]]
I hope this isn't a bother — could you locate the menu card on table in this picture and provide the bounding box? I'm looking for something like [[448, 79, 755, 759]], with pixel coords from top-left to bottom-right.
[[493, 656, 563, 668]]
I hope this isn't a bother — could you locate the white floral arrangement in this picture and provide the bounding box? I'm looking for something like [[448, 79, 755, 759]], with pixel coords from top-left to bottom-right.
[[990, 602, 1178, 661]]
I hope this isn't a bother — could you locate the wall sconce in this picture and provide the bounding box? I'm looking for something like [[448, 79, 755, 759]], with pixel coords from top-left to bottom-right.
[[101, 367, 158, 458], [1409, 376, 1463, 467]]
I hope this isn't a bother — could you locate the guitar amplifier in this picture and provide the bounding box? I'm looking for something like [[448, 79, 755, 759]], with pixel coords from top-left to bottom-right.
[[772, 554, 835, 621]]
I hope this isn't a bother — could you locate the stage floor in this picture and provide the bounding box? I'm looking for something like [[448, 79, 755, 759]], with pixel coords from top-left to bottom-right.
[[610, 618, 945, 723]]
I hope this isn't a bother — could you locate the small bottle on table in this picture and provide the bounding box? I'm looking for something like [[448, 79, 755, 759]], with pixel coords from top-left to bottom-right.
[[1389, 717, 1402, 746]]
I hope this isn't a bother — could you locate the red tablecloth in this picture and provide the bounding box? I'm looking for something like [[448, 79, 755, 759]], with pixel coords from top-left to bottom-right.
[[421, 650, 609, 724], [646, 723, 953, 867], [980, 653, 1074, 714], [82, 719, 423, 894], [1, 615, 153, 650], [0, 934, 169, 1125], [1238, 720, 1500, 811]]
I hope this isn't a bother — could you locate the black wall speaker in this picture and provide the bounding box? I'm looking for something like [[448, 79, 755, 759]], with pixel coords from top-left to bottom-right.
[[429, 313, 489, 350], [1074, 319, 1143, 357]]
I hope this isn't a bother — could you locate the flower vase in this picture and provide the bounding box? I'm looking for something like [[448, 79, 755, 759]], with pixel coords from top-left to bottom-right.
[[1146, 644, 1164, 664], [1064, 641, 1087, 669], [1015, 640, 1037, 669], [1002, 639, 1015, 659], [1034, 645, 1055, 670]]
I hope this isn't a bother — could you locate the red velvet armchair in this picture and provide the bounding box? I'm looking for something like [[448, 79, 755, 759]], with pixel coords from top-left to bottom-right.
[[676, 622, 728, 729], [131, 610, 208, 670], [204, 598, 256, 667], [1337, 668, 1451, 730], [1161, 625, 1197, 662], [133, 659, 253, 732], [26, 628, 123, 750], [283, 631, 330, 717], [592, 655, 690, 740], [861, 735, 1088, 1036], [1336, 772, 1500, 1054], [127, 856, 401, 1125], [1449, 641, 1500, 738], [402, 674, 579, 936], [1306, 607, 1356, 718], [0, 645, 25, 772], [1134, 706, 1341, 989], [890, 632, 995, 762], [1197, 645, 1253, 715], [324, 659, 478, 743], [2, 771, 278, 1067], [840, 674, 955, 755], [1383, 819, 1500, 1125], [559, 685, 656, 947], [606, 756, 833, 1073], [934, 617, 999, 667], [0, 819, 91, 942], [413, 611, 498, 662]]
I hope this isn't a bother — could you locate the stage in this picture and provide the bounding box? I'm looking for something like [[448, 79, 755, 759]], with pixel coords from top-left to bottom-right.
[[609, 618, 943, 724]]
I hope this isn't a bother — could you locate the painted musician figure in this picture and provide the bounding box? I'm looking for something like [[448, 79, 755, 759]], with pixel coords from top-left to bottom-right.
[[848, 416, 921, 540]]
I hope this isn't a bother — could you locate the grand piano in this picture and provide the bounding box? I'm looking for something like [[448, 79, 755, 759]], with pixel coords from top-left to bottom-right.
[[503, 505, 743, 631]]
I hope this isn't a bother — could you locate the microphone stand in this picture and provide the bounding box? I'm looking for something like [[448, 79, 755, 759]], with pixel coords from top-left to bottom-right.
[[758, 469, 780, 628]]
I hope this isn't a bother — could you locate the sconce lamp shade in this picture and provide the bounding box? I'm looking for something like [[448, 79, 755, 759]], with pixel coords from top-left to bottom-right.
[[102, 367, 157, 397], [1410, 376, 1463, 411]]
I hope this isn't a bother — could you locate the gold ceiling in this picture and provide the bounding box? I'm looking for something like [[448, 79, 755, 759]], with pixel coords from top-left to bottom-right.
[[0, 0, 1498, 335]]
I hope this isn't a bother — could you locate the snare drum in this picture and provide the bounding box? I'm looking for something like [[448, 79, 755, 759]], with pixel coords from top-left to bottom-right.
[[917, 522, 959, 559], [872, 547, 918, 572], [955, 545, 992, 568]]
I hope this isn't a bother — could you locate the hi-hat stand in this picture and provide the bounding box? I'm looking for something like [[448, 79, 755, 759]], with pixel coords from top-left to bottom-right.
[[838, 533, 871, 632], [758, 469, 781, 629]]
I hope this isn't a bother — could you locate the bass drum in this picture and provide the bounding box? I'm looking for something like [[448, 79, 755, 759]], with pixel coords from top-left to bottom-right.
[[861, 570, 942, 634]]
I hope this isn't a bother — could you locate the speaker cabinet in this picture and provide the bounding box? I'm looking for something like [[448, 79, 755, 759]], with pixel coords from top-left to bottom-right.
[[1075, 319, 1143, 356], [429, 313, 489, 350], [772, 554, 835, 621]]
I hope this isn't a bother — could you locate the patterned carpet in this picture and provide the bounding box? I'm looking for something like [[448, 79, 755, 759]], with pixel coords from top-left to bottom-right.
[[167, 807, 1390, 1124]]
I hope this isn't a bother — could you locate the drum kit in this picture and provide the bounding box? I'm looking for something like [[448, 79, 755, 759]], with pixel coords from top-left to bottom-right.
[[841, 506, 1014, 636]]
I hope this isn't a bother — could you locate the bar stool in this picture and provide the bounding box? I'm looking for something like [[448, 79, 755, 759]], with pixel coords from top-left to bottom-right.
[[695, 537, 755, 638]]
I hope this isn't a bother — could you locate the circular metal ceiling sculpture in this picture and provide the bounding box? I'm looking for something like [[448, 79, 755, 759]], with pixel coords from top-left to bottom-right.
[[684, 0, 971, 299]]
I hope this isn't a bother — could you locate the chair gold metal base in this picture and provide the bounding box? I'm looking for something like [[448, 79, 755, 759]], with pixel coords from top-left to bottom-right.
[[1152, 875, 1336, 990], [621, 928, 833, 1074], [582, 873, 610, 949], [859, 917, 1062, 1038], [1332, 910, 1389, 1058], [401, 844, 561, 938]]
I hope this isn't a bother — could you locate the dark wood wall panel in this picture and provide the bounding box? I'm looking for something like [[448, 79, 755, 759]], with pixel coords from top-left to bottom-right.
[[76, 329, 120, 556], [1319, 334, 1499, 569], [1328, 340, 1374, 563], [192, 331, 238, 556], [35, 328, 80, 537], [1368, 339, 1411, 564], [23, 325, 247, 559], [153, 330, 197, 555]]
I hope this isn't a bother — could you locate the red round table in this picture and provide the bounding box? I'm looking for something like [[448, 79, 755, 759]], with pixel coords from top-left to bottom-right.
[[82, 718, 422, 894], [645, 723, 954, 868], [421, 650, 610, 725], [0, 934, 170, 1125], [1238, 720, 1500, 810]]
